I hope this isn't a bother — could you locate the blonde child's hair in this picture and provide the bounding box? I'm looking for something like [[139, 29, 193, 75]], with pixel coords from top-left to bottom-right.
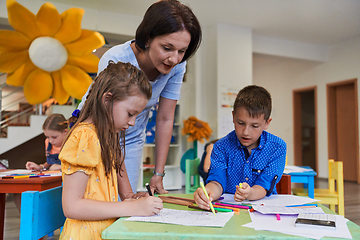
[[64, 61, 152, 177], [42, 114, 67, 132]]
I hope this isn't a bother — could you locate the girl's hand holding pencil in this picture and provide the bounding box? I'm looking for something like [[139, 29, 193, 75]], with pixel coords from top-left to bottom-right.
[[131, 196, 163, 216]]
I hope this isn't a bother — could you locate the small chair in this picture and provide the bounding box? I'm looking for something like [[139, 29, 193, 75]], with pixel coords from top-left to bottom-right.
[[185, 158, 200, 194], [293, 159, 344, 216], [19, 185, 66, 240], [276, 174, 291, 194]]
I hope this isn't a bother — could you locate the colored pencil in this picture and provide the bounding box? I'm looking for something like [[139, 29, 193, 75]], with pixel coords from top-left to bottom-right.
[[219, 201, 252, 208], [214, 207, 233, 212], [211, 205, 240, 212], [188, 204, 218, 213], [214, 202, 250, 209], [200, 182, 216, 216], [286, 203, 318, 208]]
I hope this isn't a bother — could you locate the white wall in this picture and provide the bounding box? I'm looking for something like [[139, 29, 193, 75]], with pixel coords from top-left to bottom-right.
[[2, 0, 359, 179], [253, 37, 360, 178]]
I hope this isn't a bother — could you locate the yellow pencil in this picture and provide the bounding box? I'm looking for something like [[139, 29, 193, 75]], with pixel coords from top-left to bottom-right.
[[200, 182, 216, 216]]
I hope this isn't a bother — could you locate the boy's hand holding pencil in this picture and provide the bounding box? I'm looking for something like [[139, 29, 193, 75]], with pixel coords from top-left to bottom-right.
[[193, 183, 216, 212]]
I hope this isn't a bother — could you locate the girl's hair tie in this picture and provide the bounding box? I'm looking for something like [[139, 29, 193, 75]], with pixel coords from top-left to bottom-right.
[[72, 109, 80, 118], [69, 109, 80, 129]]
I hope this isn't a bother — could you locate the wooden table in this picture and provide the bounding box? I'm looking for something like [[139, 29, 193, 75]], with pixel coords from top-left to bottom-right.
[[285, 166, 317, 198], [102, 194, 360, 240], [0, 171, 62, 240]]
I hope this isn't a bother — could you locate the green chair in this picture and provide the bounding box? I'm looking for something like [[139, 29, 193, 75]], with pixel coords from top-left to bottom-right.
[[185, 158, 200, 194]]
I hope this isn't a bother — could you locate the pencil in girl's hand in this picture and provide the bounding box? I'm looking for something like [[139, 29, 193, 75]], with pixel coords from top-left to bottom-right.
[[145, 183, 152, 196], [200, 182, 216, 216]]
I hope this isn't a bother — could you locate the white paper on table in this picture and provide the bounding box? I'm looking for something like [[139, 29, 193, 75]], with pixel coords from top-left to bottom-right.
[[46, 171, 62, 176], [0, 169, 33, 176], [283, 165, 314, 173], [220, 194, 320, 206], [242, 221, 324, 239], [249, 211, 352, 239], [125, 208, 234, 227], [252, 205, 324, 215], [0, 169, 62, 177]]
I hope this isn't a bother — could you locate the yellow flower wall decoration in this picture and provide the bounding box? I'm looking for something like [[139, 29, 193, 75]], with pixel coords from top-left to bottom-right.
[[0, 0, 105, 105], [182, 116, 212, 143]]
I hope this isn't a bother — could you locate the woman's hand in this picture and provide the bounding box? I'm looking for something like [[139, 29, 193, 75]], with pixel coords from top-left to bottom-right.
[[150, 174, 168, 194]]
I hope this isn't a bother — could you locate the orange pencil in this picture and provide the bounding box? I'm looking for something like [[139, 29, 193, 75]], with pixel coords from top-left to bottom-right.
[[13, 175, 31, 179]]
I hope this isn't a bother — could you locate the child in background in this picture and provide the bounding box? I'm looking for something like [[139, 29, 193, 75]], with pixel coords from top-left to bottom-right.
[[13, 114, 68, 212], [25, 113, 67, 171], [59, 61, 163, 240], [198, 139, 219, 182], [194, 85, 286, 210]]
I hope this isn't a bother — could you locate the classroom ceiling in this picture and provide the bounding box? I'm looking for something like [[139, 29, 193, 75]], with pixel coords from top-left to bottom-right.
[[0, 0, 359, 47], [44, 0, 360, 46]]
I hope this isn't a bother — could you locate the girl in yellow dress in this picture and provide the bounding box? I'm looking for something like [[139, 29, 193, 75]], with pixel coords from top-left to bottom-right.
[[59, 61, 163, 240]]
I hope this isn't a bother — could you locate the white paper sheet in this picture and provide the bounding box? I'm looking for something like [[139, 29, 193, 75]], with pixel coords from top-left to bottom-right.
[[252, 205, 324, 215], [220, 193, 320, 206], [0, 169, 33, 176], [242, 222, 324, 240], [0, 169, 62, 177], [249, 211, 352, 239], [125, 208, 234, 227]]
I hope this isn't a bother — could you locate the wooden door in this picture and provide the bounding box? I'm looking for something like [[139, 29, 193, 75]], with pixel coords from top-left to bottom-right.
[[293, 87, 317, 171], [327, 79, 359, 182]]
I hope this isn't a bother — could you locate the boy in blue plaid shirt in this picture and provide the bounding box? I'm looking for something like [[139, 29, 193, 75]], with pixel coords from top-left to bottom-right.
[[194, 85, 286, 209]]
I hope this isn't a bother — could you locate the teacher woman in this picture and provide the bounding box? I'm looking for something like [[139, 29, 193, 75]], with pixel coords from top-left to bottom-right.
[[78, 0, 202, 196]]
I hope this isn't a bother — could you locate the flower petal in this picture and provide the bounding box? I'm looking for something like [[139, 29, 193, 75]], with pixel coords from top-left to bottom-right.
[[0, 51, 28, 73], [36, 2, 61, 36], [6, 59, 36, 87], [51, 71, 69, 105], [23, 68, 53, 105], [67, 53, 100, 73], [0, 30, 30, 53], [6, 0, 41, 40], [65, 30, 105, 56], [60, 64, 93, 100], [54, 8, 84, 44]]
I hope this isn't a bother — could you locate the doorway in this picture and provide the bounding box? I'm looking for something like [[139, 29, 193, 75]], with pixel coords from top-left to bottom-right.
[[293, 87, 317, 172], [327, 79, 359, 183]]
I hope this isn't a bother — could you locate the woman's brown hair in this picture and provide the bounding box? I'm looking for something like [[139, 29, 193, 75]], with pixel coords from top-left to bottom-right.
[[63, 61, 152, 177], [135, 0, 202, 63]]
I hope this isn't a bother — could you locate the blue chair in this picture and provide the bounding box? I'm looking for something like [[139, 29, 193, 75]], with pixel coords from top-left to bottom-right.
[[19, 185, 66, 240]]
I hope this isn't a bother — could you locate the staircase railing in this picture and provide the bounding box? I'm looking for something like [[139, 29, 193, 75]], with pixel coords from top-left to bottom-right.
[[0, 72, 41, 138]]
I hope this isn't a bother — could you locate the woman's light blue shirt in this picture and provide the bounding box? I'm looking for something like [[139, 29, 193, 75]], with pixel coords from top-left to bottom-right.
[[78, 40, 186, 191]]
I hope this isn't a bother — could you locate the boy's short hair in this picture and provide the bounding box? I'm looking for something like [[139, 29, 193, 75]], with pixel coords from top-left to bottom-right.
[[233, 85, 272, 121]]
